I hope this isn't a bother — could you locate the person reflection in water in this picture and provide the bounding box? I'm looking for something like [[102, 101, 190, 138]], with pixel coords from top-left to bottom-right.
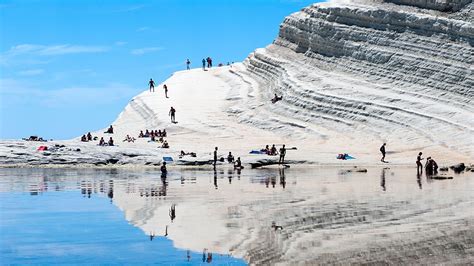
[[417, 171, 422, 189], [149, 232, 155, 241], [279, 168, 286, 189], [202, 249, 207, 262], [169, 204, 176, 222], [380, 168, 387, 191], [207, 252, 213, 263], [187, 250, 191, 262], [214, 168, 218, 189]]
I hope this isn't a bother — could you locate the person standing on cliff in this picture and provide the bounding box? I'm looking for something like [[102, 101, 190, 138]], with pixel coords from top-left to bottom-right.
[[149, 78, 155, 92], [202, 58, 206, 70], [186, 59, 191, 70], [163, 84, 169, 98], [169, 107, 176, 123], [380, 143, 387, 163]]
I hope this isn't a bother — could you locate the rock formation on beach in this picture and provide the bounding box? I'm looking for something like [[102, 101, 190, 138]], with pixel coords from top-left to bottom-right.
[[0, 0, 472, 167]]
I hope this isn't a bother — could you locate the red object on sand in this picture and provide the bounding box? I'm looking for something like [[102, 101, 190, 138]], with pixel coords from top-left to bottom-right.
[[37, 146, 48, 151]]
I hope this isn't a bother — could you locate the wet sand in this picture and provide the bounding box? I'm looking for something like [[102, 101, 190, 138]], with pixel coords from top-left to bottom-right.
[[0, 167, 473, 264]]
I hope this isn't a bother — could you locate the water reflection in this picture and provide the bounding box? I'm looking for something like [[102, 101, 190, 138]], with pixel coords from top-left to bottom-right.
[[1, 167, 472, 265]]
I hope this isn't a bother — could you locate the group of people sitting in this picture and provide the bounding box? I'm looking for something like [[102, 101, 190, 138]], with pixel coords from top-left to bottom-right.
[[226, 152, 242, 168], [425, 156, 439, 175], [98, 137, 114, 146], [139, 129, 167, 138], [261, 144, 278, 156], [80, 132, 94, 142], [23, 136, 47, 142], [180, 150, 197, 157]]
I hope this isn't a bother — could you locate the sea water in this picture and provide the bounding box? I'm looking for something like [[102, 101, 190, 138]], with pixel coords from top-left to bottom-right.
[[0, 167, 473, 264]]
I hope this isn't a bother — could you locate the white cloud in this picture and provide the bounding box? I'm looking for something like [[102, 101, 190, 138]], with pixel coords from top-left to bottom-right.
[[5, 44, 108, 56], [131, 47, 163, 55], [0, 78, 137, 108], [18, 69, 45, 76]]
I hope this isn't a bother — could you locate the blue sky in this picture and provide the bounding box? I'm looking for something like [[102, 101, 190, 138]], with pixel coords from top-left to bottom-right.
[[0, 0, 318, 140]]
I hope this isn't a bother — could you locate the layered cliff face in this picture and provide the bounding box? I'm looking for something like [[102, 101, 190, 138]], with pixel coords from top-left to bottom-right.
[[238, 0, 473, 157]]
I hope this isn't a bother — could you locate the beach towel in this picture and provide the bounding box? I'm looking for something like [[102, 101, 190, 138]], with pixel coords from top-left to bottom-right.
[[163, 156, 174, 162], [337, 153, 355, 160], [249, 150, 266, 154]]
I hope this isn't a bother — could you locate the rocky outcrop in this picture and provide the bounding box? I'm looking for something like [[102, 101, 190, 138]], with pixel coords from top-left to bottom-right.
[[384, 0, 471, 12], [235, 0, 473, 158]]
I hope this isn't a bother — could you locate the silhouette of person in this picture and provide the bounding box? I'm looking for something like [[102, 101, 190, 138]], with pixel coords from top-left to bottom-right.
[[164, 225, 168, 236], [149, 78, 155, 92], [169, 107, 176, 123], [416, 152, 424, 174], [202, 59, 206, 70], [214, 168, 218, 189], [213, 147, 218, 167], [279, 144, 286, 164], [163, 84, 168, 98], [279, 168, 286, 189], [161, 162, 167, 177], [380, 168, 387, 191], [169, 204, 176, 222], [380, 143, 386, 162], [417, 171, 422, 189], [186, 59, 191, 70]]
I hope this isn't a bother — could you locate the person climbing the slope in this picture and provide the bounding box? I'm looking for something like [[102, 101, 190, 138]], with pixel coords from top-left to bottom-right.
[[380, 143, 387, 163], [169, 107, 176, 123], [149, 78, 155, 92], [163, 84, 169, 98], [186, 59, 191, 70]]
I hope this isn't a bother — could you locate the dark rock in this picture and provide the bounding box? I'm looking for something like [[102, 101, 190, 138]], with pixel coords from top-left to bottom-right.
[[430, 175, 453, 180], [450, 163, 465, 173], [106, 158, 119, 164], [439, 167, 448, 171]]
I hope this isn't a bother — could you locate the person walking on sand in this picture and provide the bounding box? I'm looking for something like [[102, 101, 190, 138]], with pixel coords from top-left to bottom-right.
[[163, 84, 169, 98], [149, 78, 155, 92], [279, 145, 286, 164], [380, 143, 387, 162], [186, 59, 191, 70], [169, 107, 176, 123], [213, 147, 218, 167], [202, 58, 206, 70], [416, 152, 424, 173]]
